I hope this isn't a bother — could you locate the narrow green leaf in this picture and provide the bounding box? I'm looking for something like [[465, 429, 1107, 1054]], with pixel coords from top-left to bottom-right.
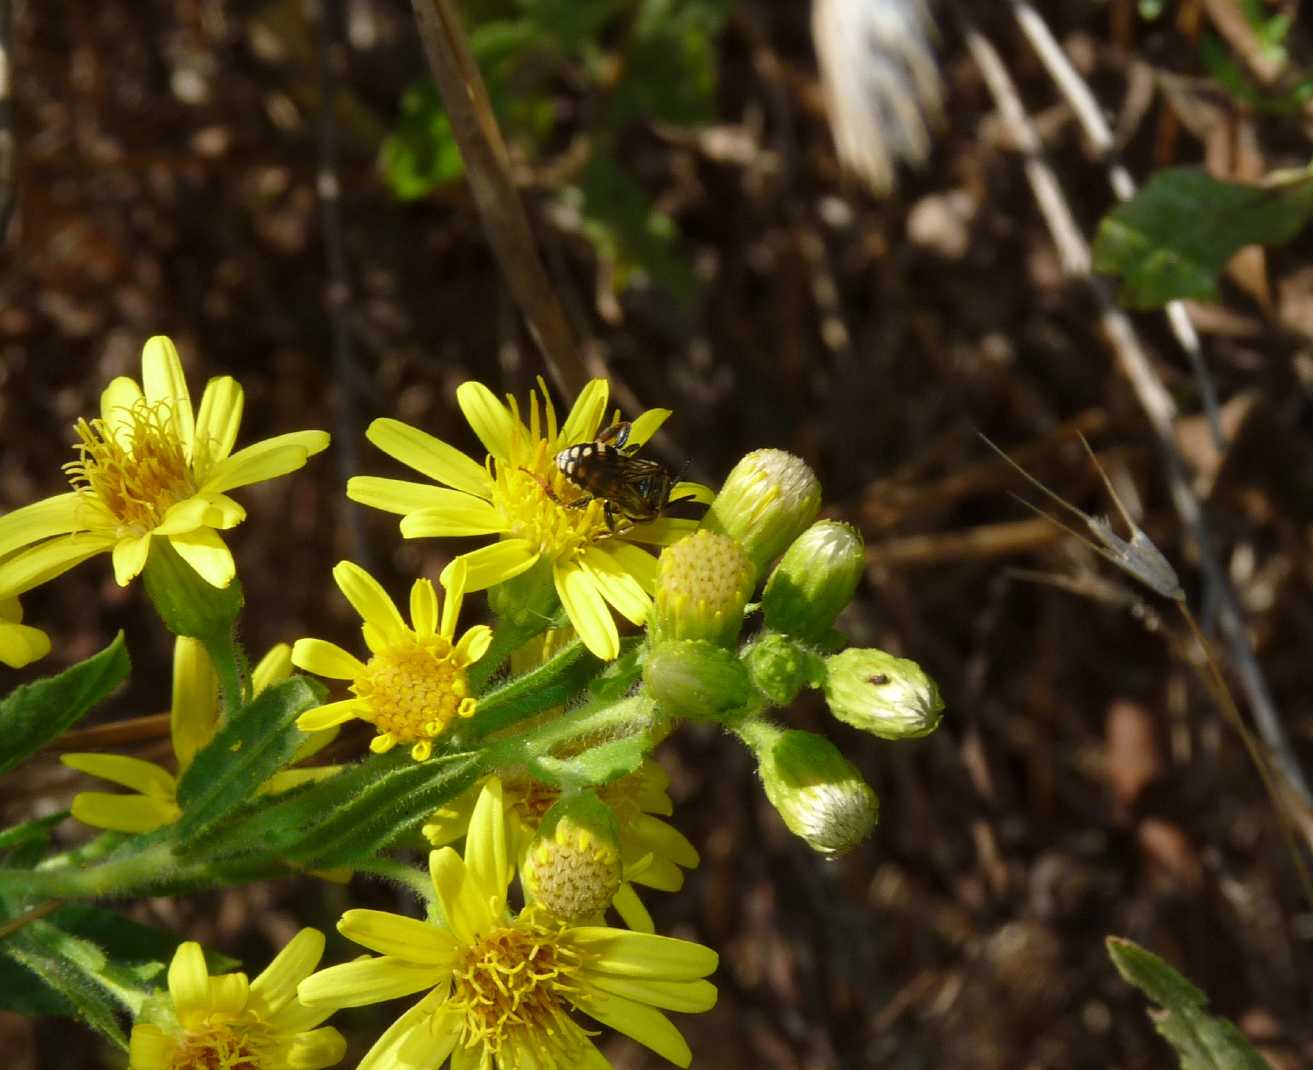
[[0, 812, 67, 855], [530, 732, 648, 789], [53, 904, 239, 976], [0, 633, 130, 775], [1093, 166, 1313, 309], [175, 677, 325, 839], [1107, 937, 1273, 1070], [465, 638, 603, 741], [0, 924, 129, 1049]]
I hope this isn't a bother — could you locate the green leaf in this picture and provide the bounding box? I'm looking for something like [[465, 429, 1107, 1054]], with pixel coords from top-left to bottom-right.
[[0, 633, 130, 775], [465, 637, 604, 741], [0, 922, 130, 1049], [1107, 937, 1274, 1070], [0, 813, 67, 856], [52, 903, 239, 976], [529, 731, 648, 789], [175, 677, 326, 840], [1093, 166, 1313, 309]]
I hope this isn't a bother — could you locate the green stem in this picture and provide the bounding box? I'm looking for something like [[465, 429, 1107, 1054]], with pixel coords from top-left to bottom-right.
[[467, 613, 551, 695], [203, 629, 250, 719], [353, 858, 436, 909], [0, 843, 186, 900]]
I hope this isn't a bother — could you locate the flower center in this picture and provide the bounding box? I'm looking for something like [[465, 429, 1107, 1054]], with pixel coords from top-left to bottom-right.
[[64, 401, 194, 534], [448, 912, 591, 1065], [352, 637, 475, 743], [169, 1017, 273, 1070], [492, 440, 611, 564]]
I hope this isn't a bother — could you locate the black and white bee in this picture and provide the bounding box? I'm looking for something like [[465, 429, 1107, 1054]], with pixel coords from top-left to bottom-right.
[[555, 421, 684, 531]]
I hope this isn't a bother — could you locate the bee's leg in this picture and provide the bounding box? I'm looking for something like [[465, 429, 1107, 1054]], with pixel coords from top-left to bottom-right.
[[597, 421, 632, 451], [519, 466, 561, 503]]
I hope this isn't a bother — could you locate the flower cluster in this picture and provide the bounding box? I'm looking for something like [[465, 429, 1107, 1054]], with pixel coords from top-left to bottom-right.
[[1, 339, 943, 1069]]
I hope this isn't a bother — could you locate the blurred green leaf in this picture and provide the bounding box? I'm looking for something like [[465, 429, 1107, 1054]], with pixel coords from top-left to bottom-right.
[[1093, 166, 1313, 308], [1107, 937, 1273, 1070], [0, 634, 129, 775]]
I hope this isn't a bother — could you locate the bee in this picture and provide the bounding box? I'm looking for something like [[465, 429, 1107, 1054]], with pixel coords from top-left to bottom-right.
[[555, 421, 685, 531]]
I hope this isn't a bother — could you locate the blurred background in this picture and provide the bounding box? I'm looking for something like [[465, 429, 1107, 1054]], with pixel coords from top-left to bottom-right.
[[2, 0, 1312, 1066]]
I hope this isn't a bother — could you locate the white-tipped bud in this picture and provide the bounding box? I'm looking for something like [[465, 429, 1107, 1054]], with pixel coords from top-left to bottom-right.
[[763, 520, 865, 642], [701, 450, 822, 579], [823, 647, 943, 739], [758, 729, 878, 855]]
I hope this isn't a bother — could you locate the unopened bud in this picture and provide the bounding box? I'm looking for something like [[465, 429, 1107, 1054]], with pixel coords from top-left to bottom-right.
[[823, 647, 943, 739], [701, 450, 822, 578], [763, 521, 864, 642], [643, 639, 750, 721], [650, 531, 754, 648], [522, 794, 623, 922], [742, 632, 824, 706], [758, 729, 878, 855]]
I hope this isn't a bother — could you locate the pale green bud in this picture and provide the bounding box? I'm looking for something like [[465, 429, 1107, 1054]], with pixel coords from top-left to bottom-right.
[[757, 729, 878, 855], [823, 647, 944, 739], [643, 638, 751, 721], [742, 632, 824, 706], [650, 531, 754, 649], [522, 793, 623, 923], [763, 521, 864, 642], [701, 449, 822, 578], [142, 537, 243, 640]]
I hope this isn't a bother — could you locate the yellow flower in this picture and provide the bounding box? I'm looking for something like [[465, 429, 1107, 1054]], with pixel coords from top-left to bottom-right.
[[128, 929, 345, 1070], [291, 559, 492, 761], [0, 335, 328, 596], [422, 760, 698, 934], [0, 596, 50, 668], [298, 779, 718, 1069], [346, 379, 710, 660], [62, 639, 335, 833]]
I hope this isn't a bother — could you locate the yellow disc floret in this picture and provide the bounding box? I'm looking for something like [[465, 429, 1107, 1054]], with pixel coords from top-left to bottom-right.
[[353, 639, 476, 757]]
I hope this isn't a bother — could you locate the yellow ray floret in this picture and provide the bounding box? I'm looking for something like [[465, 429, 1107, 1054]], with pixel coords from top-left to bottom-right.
[[347, 378, 712, 660], [292, 559, 492, 761], [0, 595, 50, 668], [298, 779, 717, 1069], [0, 335, 328, 596]]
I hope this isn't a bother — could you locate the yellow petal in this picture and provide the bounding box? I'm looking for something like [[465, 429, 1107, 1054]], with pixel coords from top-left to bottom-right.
[[141, 336, 195, 454], [0, 492, 84, 558], [201, 431, 330, 495], [453, 625, 492, 667], [455, 382, 516, 461], [428, 847, 493, 944], [62, 752, 177, 798], [111, 533, 152, 586], [206, 972, 250, 1018], [333, 562, 407, 646], [0, 533, 112, 598], [126, 1023, 174, 1070], [399, 500, 505, 539], [292, 638, 365, 681], [569, 928, 718, 978], [248, 928, 324, 1019], [171, 637, 219, 773], [441, 540, 538, 592], [575, 991, 692, 1068], [629, 812, 699, 869], [251, 643, 293, 694], [0, 619, 51, 669], [611, 882, 654, 934], [463, 779, 510, 904], [100, 376, 144, 440], [192, 375, 244, 473], [554, 562, 619, 660], [296, 957, 445, 1009], [168, 528, 235, 588], [348, 477, 494, 523], [363, 418, 493, 499], [167, 942, 212, 1019], [283, 1027, 348, 1068], [203, 494, 246, 530], [296, 699, 363, 731], [409, 578, 439, 637], [337, 910, 458, 965], [598, 540, 659, 592], [355, 987, 457, 1070], [583, 973, 717, 1013], [559, 380, 609, 447], [580, 546, 652, 625], [153, 498, 214, 536], [69, 791, 179, 833], [626, 407, 671, 448], [439, 557, 466, 639], [672, 480, 716, 505], [620, 516, 699, 547]]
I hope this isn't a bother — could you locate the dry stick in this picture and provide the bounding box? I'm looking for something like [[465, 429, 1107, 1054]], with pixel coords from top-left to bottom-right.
[[410, 0, 591, 398], [315, 0, 369, 570], [1009, 0, 1225, 449], [957, 14, 1313, 815]]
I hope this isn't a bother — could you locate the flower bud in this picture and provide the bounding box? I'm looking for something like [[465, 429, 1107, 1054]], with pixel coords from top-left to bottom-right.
[[823, 647, 943, 739], [643, 639, 750, 721], [742, 632, 824, 707], [763, 521, 864, 642], [142, 536, 243, 640], [649, 531, 754, 649], [522, 793, 623, 923], [701, 449, 822, 578], [758, 729, 878, 855]]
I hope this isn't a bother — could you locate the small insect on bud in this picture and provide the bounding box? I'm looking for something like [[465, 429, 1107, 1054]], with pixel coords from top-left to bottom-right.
[[763, 520, 865, 643], [522, 794, 623, 923], [823, 647, 943, 739], [650, 531, 755, 649], [757, 729, 878, 856], [643, 639, 751, 721], [700, 450, 822, 579], [742, 632, 825, 707]]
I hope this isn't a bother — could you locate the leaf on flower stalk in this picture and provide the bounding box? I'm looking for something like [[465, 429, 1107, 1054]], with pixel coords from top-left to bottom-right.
[[1107, 937, 1274, 1070], [0, 633, 130, 776], [0, 813, 68, 857], [530, 732, 648, 789], [176, 677, 326, 840]]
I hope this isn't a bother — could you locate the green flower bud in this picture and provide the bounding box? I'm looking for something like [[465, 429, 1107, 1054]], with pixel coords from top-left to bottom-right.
[[142, 536, 243, 640], [643, 638, 751, 721], [757, 729, 878, 855], [743, 632, 825, 706], [701, 449, 822, 578], [823, 647, 943, 739], [650, 531, 754, 649], [763, 521, 864, 641], [522, 793, 623, 922]]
